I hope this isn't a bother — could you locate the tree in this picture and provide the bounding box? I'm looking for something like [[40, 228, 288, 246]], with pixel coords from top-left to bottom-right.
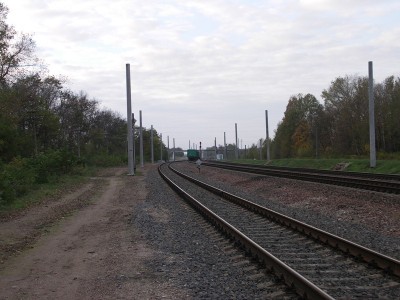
[[0, 73, 63, 159], [374, 76, 400, 153], [14, 75, 62, 155], [88, 109, 126, 155], [322, 76, 369, 155], [56, 90, 98, 157], [0, 3, 36, 84], [273, 93, 322, 158]]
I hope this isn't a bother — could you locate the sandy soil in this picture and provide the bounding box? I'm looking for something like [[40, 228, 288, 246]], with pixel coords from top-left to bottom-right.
[[0, 166, 182, 300]]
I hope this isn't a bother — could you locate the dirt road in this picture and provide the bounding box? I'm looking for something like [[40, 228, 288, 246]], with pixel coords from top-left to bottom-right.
[[0, 166, 179, 299]]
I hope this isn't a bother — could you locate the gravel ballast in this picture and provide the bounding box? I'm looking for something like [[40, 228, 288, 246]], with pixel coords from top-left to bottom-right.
[[130, 162, 399, 298], [132, 165, 299, 299], [172, 162, 400, 260]]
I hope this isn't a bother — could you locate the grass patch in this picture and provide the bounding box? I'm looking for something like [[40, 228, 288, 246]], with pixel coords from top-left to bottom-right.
[[1, 175, 85, 213], [0, 166, 98, 214]]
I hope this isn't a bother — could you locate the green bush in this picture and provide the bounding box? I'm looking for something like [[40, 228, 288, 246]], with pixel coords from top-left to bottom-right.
[[0, 150, 79, 206], [85, 154, 125, 167], [0, 150, 126, 207], [0, 162, 15, 205], [377, 152, 400, 160], [27, 150, 77, 184], [0, 157, 36, 205]]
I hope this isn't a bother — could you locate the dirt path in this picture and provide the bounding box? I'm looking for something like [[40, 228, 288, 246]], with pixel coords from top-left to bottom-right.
[[0, 166, 175, 300]]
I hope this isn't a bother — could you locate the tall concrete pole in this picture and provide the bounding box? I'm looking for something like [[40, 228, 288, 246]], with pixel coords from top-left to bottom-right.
[[369, 61, 376, 168], [235, 123, 238, 159], [150, 125, 154, 164], [132, 113, 136, 171], [160, 133, 163, 161], [214, 137, 217, 159], [235, 123, 239, 159], [265, 110, 270, 161], [315, 127, 318, 159], [173, 138, 175, 161], [224, 132, 227, 160], [189, 140, 190, 150], [139, 110, 144, 167], [126, 64, 134, 175], [167, 136, 170, 162]]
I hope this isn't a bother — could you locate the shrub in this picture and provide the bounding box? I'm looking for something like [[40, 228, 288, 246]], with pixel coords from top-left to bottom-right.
[[85, 154, 125, 167], [0, 150, 78, 206], [0, 157, 36, 205], [26, 150, 78, 184]]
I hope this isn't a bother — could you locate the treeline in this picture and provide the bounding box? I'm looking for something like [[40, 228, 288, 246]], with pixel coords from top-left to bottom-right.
[[269, 75, 400, 159], [1, 75, 128, 162], [0, 3, 163, 206]]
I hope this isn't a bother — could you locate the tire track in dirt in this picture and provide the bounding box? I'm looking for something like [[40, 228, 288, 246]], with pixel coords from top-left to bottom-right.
[[0, 166, 189, 299]]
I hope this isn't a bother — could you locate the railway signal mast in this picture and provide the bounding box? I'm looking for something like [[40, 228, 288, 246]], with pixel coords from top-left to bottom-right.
[[199, 142, 202, 160]]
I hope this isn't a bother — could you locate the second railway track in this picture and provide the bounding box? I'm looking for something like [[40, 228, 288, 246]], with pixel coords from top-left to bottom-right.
[[159, 161, 400, 299], [201, 161, 400, 194]]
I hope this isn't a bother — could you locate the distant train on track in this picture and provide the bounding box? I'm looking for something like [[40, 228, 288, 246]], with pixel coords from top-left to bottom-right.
[[187, 149, 200, 161]]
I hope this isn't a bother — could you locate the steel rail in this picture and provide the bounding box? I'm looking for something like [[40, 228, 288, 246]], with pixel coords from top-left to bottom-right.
[[201, 161, 400, 194], [206, 161, 400, 181], [169, 162, 400, 277], [158, 163, 334, 300]]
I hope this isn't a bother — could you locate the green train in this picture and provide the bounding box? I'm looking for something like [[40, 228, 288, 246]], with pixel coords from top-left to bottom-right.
[[187, 149, 200, 161]]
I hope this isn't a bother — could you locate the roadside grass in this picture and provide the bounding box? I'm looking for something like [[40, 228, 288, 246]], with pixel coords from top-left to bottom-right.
[[231, 158, 400, 174], [6, 176, 89, 210], [0, 164, 144, 214], [0, 152, 128, 214], [0, 166, 98, 214]]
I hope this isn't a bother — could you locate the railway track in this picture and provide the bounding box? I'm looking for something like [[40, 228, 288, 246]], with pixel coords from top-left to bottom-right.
[[201, 161, 400, 194], [159, 162, 400, 299]]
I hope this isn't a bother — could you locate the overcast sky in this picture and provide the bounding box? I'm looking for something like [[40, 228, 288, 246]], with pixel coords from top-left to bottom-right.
[[3, 0, 400, 149]]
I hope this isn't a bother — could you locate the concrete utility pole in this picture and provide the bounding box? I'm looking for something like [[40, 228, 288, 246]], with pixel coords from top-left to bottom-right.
[[151, 125, 154, 164], [139, 110, 144, 168], [369, 61, 376, 168], [173, 138, 176, 161], [167, 136, 170, 161], [160, 133, 163, 161], [235, 123, 238, 159], [214, 137, 217, 159], [126, 64, 134, 175], [315, 127, 318, 159], [265, 110, 270, 161], [224, 132, 227, 160], [132, 113, 136, 171]]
